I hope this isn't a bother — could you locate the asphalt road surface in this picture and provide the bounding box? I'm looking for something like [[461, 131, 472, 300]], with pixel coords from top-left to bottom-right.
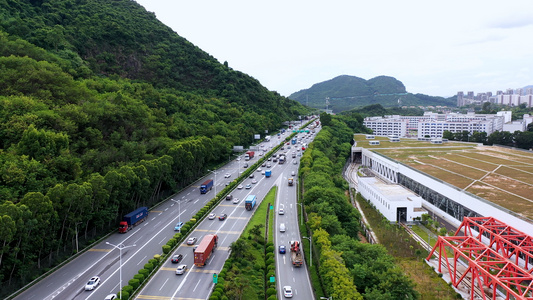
[[12, 125, 307, 300]]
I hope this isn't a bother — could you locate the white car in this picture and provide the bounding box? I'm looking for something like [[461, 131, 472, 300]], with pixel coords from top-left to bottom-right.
[[224, 173, 231, 178], [175, 264, 187, 275], [187, 237, 197, 245], [237, 184, 243, 189], [208, 213, 216, 220], [104, 295, 117, 300], [257, 168, 262, 172], [233, 197, 240, 204], [279, 208, 285, 215], [283, 286, 293, 298], [85, 276, 100, 291]]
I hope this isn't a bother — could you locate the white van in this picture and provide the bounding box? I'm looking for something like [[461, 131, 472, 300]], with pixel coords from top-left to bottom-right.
[[279, 223, 286, 232]]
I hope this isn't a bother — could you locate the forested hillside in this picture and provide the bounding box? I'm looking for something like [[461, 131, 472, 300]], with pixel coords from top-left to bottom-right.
[[0, 0, 306, 295], [289, 75, 455, 112]]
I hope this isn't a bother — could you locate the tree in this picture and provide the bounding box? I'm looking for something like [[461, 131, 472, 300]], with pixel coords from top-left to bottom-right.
[[229, 239, 247, 259], [320, 112, 332, 127]]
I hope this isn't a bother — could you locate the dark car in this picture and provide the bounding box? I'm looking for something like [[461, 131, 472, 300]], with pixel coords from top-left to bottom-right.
[[249, 173, 255, 178], [279, 245, 286, 254], [226, 194, 233, 201], [219, 213, 228, 221], [171, 254, 183, 263]]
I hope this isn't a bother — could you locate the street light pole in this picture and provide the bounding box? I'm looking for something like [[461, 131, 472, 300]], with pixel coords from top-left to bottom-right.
[[106, 242, 136, 294], [297, 203, 303, 225], [303, 236, 312, 267]]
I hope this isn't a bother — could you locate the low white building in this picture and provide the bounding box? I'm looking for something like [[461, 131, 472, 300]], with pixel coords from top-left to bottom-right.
[[358, 175, 427, 223]]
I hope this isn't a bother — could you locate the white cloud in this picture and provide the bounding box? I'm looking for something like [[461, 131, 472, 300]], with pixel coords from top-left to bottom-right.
[[135, 0, 533, 97]]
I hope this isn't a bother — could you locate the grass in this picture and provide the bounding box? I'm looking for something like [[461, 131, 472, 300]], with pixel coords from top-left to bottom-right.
[[243, 188, 276, 238], [356, 195, 460, 299]]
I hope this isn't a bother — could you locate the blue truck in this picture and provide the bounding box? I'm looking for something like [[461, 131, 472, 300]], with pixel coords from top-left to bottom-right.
[[200, 179, 214, 194], [245, 195, 257, 211], [265, 170, 272, 177], [119, 207, 149, 233], [291, 138, 297, 145]]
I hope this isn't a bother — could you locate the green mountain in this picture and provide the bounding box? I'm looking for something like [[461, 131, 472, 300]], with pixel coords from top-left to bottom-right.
[[289, 75, 455, 113], [0, 0, 306, 293]]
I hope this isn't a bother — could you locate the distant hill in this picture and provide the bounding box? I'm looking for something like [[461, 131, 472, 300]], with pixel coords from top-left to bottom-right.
[[289, 75, 455, 113]]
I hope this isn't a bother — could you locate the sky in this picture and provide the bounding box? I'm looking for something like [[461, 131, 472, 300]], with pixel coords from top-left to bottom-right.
[[135, 0, 533, 98]]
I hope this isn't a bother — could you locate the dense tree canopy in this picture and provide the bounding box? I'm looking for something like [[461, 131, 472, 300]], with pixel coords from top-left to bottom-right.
[[0, 0, 307, 295], [301, 115, 419, 299]]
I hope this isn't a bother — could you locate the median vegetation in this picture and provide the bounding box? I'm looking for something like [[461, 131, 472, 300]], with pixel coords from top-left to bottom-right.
[[211, 187, 277, 300]]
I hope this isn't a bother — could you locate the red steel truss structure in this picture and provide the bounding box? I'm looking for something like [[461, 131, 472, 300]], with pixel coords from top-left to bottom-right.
[[426, 217, 533, 300], [457, 217, 533, 274]]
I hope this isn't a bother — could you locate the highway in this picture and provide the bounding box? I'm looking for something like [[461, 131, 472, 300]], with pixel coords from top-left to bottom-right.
[[11, 125, 307, 300], [136, 128, 317, 299], [274, 132, 316, 300]]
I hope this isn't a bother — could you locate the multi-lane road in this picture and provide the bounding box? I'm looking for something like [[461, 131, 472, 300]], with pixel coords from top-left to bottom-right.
[[13, 122, 317, 300]]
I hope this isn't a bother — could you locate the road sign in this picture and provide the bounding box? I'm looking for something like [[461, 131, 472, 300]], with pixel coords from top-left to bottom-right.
[[270, 276, 275, 283], [213, 273, 218, 283]]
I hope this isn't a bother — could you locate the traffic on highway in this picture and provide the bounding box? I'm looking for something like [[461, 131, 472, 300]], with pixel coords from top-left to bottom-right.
[[12, 119, 318, 300]]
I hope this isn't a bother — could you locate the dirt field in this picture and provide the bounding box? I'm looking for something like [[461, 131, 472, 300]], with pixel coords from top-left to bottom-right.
[[354, 134, 533, 220]]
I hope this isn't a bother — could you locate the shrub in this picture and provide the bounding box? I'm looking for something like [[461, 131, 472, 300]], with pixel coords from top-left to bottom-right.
[[167, 238, 177, 247], [118, 291, 129, 300], [162, 245, 171, 254], [266, 287, 276, 296], [133, 273, 145, 283], [122, 285, 133, 293], [138, 268, 149, 277], [174, 232, 182, 240], [211, 291, 221, 299], [128, 278, 140, 290], [144, 263, 154, 272]]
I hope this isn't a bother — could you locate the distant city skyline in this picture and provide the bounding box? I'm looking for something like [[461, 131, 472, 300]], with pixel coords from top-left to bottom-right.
[[135, 0, 533, 98]]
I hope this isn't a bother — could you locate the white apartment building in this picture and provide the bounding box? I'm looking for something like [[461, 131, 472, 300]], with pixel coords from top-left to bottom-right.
[[363, 116, 407, 137], [364, 111, 509, 138], [458, 88, 533, 107]]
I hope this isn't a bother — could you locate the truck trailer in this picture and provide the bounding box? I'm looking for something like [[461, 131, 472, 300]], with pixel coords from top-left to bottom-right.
[[119, 207, 149, 233], [244, 151, 255, 161], [245, 195, 257, 211], [194, 234, 218, 266], [265, 170, 272, 178], [290, 241, 304, 267], [200, 179, 213, 194]]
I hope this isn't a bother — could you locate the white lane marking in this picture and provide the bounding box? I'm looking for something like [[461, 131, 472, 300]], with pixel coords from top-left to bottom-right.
[[44, 226, 142, 300], [85, 209, 188, 300], [138, 255, 147, 265], [159, 237, 166, 244], [160, 278, 169, 291], [192, 279, 202, 292], [172, 264, 196, 296]]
